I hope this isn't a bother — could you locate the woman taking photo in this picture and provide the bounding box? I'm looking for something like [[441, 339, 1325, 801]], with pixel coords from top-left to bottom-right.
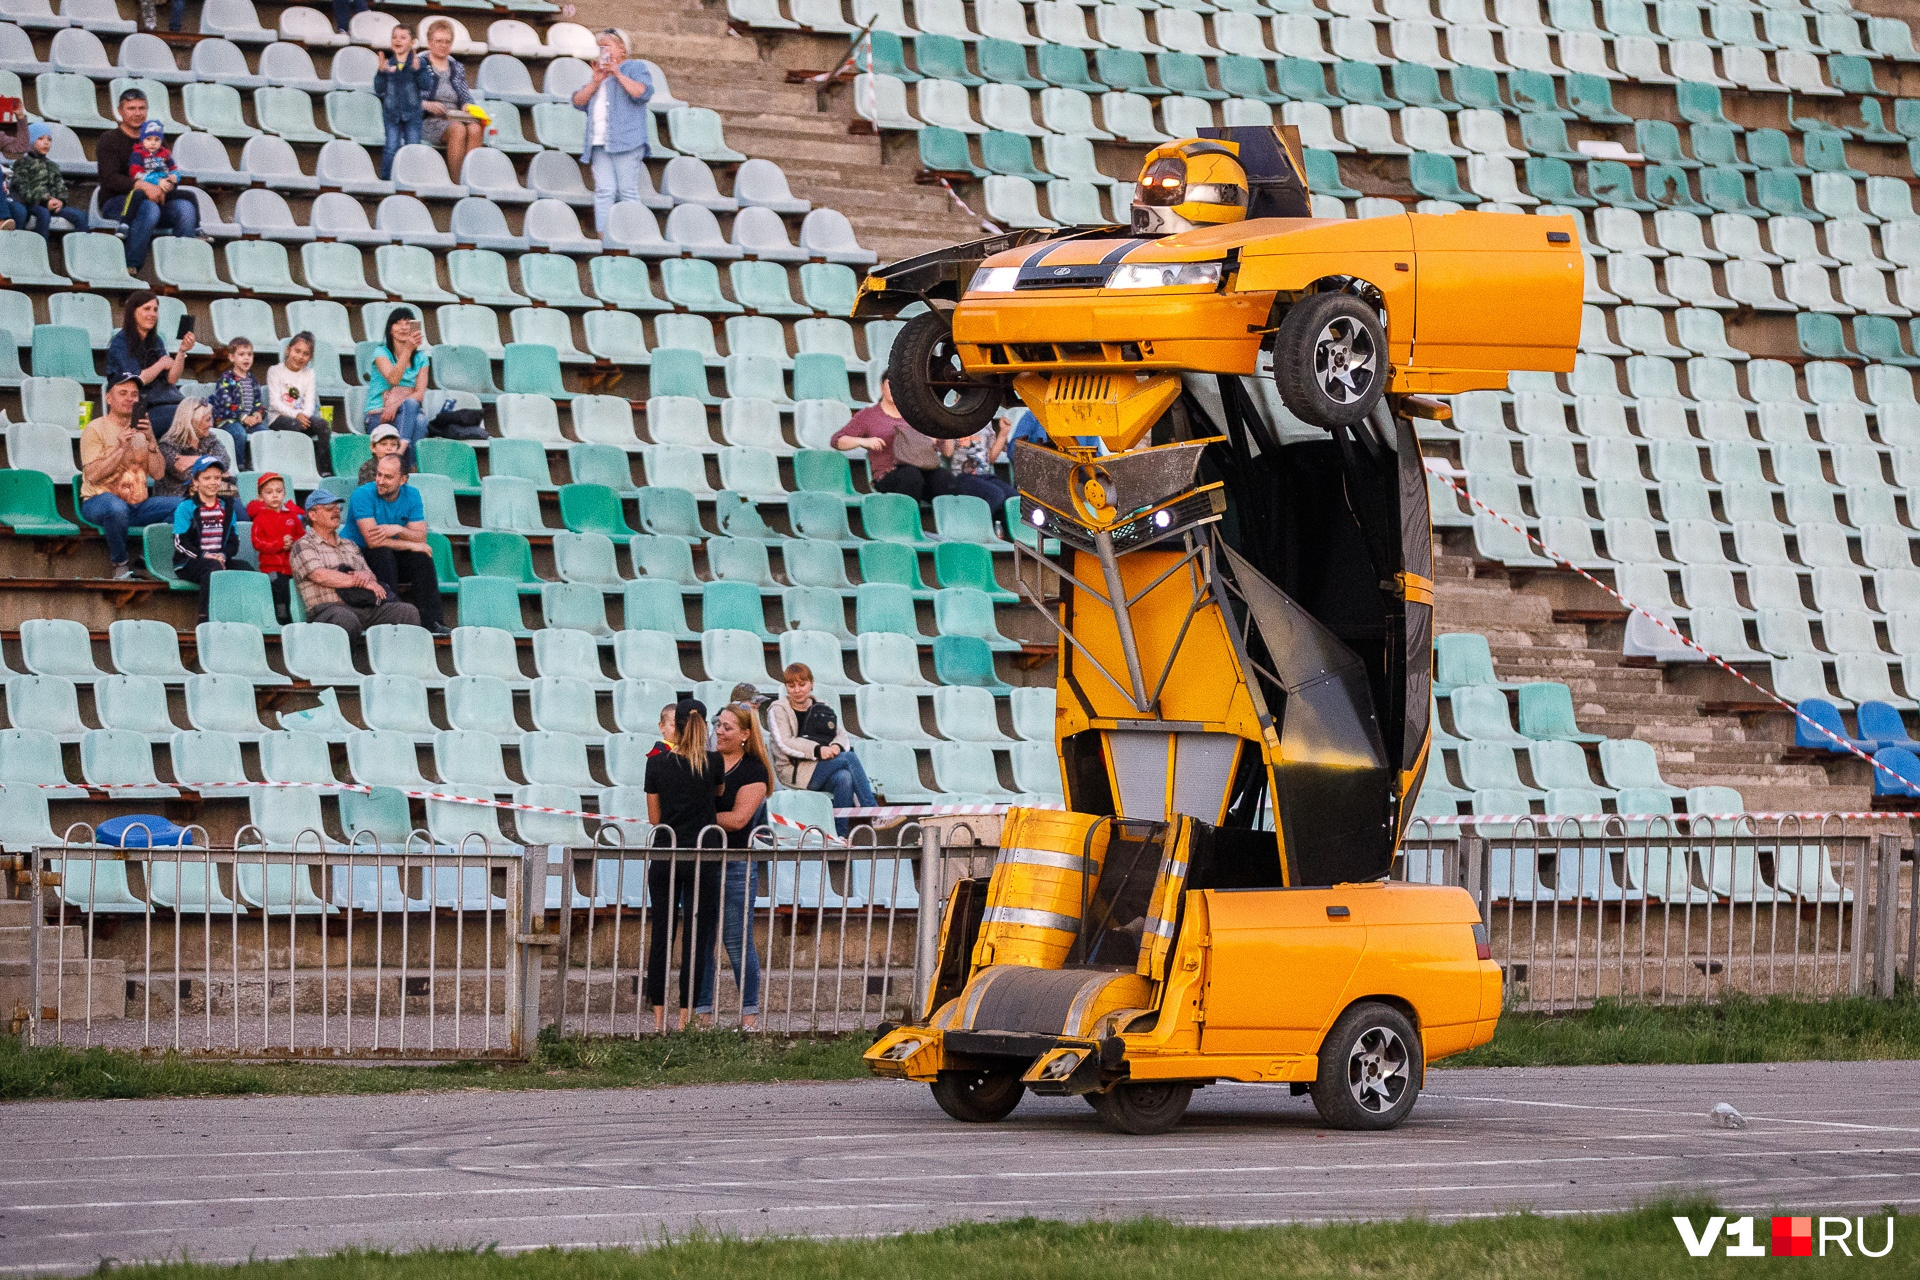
[[153, 397, 232, 499], [643, 699, 723, 1033], [107, 290, 194, 438], [698, 702, 769, 1029], [365, 308, 432, 467], [572, 28, 652, 235], [418, 21, 484, 188]]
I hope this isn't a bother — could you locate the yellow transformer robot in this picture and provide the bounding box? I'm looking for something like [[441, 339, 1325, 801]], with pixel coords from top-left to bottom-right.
[[858, 128, 1582, 1133]]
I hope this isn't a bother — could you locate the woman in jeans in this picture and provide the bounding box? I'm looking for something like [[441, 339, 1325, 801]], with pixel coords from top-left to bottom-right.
[[643, 700, 724, 1032], [106, 290, 193, 435], [364, 308, 432, 467], [698, 702, 770, 1028], [572, 28, 652, 235]]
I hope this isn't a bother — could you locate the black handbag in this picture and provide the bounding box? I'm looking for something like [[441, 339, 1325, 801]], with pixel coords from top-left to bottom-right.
[[336, 586, 378, 608], [427, 406, 487, 440]]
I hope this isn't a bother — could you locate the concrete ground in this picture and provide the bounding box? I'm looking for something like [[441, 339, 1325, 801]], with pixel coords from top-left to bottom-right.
[[4, 1061, 1918, 1273]]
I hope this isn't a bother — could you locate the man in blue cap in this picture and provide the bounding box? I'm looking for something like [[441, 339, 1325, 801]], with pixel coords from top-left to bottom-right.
[[288, 484, 421, 641]]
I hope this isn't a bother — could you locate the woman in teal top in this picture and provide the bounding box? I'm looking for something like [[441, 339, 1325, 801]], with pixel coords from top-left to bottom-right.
[[366, 308, 432, 465]]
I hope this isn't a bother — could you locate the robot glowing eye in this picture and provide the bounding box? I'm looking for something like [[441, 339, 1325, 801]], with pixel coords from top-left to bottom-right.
[[1153, 510, 1171, 529], [1030, 509, 1047, 527]]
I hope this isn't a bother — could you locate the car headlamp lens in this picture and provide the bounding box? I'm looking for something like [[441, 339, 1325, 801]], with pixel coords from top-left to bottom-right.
[[1107, 261, 1224, 290], [882, 1038, 924, 1061], [966, 266, 1021, 293]]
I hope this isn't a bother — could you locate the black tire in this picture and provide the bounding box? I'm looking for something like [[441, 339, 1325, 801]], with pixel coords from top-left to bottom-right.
[[1090, 1081, 1194, 1135], [930, 1068, 1026, 1123], [1310, 1001, 1423, 1131], [886, 309, 1002, 440], [1272, 291, 1388, 430]]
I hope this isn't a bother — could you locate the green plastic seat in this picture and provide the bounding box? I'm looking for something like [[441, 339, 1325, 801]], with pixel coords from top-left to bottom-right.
[[855, 581, 928, 640], [35, 72, 114, 130], [981, 129, 1050, 179], [1409, 151, 1478, 204], [1756, 170, 1818, 220], [1633, 119, 1695, 169], [1448, 65, 1510, 113], [1524, 157, 1592, 207], [1333, 60, 1399, 110], [1803, 131, 1862, 179], [469, 530, 547, 591], [859, 540, 932, 596], [660, 257, 741, 313], [521, 253, 596, 309], [934, 540, 1015, 601], [0, 471, 78, 535], [567, 441, 638, 495], [1587, 160, 1654, 211], [1039, 43, 1105, 92], [918, 124, 985, 176], [624, 578, 699, 639], [1276, 56, 1341, 107], [1688, 123, 1746, 171], [455, 575, 530, 635], [503, 342, 570, 398], [800, 262, 857, 316], [428, 530, 459, 593], [1797, 313, 1861, 361], [646, 347, 719, 405], [558, 482, 640, 542], [861, 491, 935, 545], [1565, 71, 1630, 124], [31, 325, 96, 382], [208, 570, 280, 632], [730, 259, 810, 316], [448, 248, 529, 307], [324, 88, 384, 145], [1700, 166, 1765, 215], [1517, 681, 1604, 743], [1746, 129, 1807, 177], [1095, 48, 1166, 97], [935, 585, 1017, 650], [487, 435, 557, 490], [1508, 69, 1570, 119], [792, 447, 858, 499], [430, 343, 501, 402], [904, 33, 964, 85], [932, 634, 1010, 691], [977, 37, 1044, 89], [588, 256, 669, 311], [792, 351, 857, 405], [1642, 164, 1707, 214], [1519, 111, 1583, 161], [1391, 61, 1455, 111], [632, 487, 705, 544], [1216, 54, 1282, 104], [701, 579, 774, 639], [1155, 51, 1222, 100], [1303, 147, 1361, 199], [1676, 80, 1742, 133], [789, 490, 861, 547], [416, 437, 483, 495], [375, 245, 457, 304], [932, 493, 1010, 550], [1854, 315, 1920, 368]]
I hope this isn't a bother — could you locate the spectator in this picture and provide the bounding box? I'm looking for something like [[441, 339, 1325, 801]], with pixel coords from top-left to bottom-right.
[[365, 308, 432, 466], [154, 398, 233, 499], [96, 89, 198, 272], [79, 373, 177, 579], [356, 423, 407, 486], [330, 0, 367, 35], [10, 125, 82, 241], [572, 28, 652, 235], [170, 456, 246, 621], [699, 701, 769, 1029], [372, 22, 431, 181], [137, 0, 184, 34], [107, 290, 193, 435], [246, 472, 304, 626], [210, 338, 266, 466], [288, 485, 421, 638], [128, 120, 177, 191], [831, 374, 955, 502], [643, 698, 723, 1033], [419, 21, 483, 191], [768, 662, 874, 836], [346, 454, 447, 635], [267, 331, 330, 466], [943, 413, 1017, 511]]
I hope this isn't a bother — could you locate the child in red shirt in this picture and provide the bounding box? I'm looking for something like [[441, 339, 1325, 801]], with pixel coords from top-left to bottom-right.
[[246, 472, 305, 624]]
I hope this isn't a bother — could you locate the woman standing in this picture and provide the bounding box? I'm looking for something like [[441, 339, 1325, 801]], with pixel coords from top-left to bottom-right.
[[365, 309, 432, 467], [699, 702, 769, 1029], [419, 21, 484, 188], [153, 398, 232, 499], [572, 28, 652, 235], [643, 699, 724, 1033], [106, 290, 193, 436]]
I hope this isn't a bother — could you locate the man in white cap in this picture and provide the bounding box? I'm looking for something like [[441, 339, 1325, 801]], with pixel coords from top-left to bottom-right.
[[288, 485, 420, 640]]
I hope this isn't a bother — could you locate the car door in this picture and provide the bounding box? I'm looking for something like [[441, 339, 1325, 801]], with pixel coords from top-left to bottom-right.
[[1408, 211, 1582, 375], [1199, 886, 1369, 1058]]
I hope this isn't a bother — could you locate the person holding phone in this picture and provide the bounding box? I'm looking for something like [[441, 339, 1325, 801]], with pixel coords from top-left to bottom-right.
[[107, 291, 193, 434], [365, 309, 432, 467], [79, 373, 178, 579], [572, 28, 652, 236]]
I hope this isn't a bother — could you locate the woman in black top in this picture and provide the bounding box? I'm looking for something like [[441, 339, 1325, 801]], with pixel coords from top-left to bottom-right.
[[699, 702, 771, 1026], [106, 291, 192, 436], [642, 700, 723, 1031]]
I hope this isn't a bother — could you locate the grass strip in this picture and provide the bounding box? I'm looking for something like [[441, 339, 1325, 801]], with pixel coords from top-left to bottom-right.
[[5, 995, 1916, 1102], [73, 1206, 1918, 1279]]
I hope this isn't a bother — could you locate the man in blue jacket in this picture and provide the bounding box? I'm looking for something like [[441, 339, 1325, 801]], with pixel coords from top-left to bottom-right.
[[573, 28, 653, 236]]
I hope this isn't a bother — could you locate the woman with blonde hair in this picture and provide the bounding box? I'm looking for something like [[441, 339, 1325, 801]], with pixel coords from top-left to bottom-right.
[[701, 702, 772, 1026], [572, 26, 653, 234], [154, 397, 231, 498], [643, 699, 723, 1031], [418, 20, 483, 185]]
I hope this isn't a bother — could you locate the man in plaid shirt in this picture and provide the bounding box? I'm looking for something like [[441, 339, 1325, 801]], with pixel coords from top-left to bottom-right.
[[288, 486, 420, 640]]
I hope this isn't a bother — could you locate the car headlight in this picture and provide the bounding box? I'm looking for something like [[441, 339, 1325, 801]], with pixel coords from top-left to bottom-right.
[[966, 266, 1021, 293], [882, 1038, 924, 1061], [1107, 261, 1224, 290]]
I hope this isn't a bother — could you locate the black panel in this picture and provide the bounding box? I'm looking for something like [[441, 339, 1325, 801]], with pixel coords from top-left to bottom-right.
[[1196, 126, 1312, 220], [1074, 818, 1166, 968], [1186, 820, 1286, 891], [928, 878, 987, 1017], [1062, 730, 1115, 816]]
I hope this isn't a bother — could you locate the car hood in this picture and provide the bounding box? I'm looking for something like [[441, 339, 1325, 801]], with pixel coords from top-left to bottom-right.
[[978, 217, 1351, 269]]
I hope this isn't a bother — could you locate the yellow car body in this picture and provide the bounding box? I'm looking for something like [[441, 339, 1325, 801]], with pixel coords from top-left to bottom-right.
[[950, 211, 1583, 396]]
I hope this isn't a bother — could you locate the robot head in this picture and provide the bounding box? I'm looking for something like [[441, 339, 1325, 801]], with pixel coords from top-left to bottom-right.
[[1130, 139, 1250, 237]]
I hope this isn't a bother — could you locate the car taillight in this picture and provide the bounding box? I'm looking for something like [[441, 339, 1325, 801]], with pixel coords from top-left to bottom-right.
[[1472, 922, 1491, 961]]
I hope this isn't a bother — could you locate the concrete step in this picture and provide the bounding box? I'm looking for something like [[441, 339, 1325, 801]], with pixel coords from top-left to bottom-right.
[[0, 955, 126, 1022], [0, 924, 89, 966]]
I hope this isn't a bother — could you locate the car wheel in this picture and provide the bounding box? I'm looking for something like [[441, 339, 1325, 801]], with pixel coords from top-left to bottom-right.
[[1090, 1081, 1193, 1135], [1272, 291, 1387, 430], [886, 309, 1003, 440], [930, 1068, 1026, 1123], [1309, 1001, 1422, 1131]]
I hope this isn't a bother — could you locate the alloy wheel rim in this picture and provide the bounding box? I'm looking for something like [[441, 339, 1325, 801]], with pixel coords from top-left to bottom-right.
[[1345, 1025, 1409, 1113], [1313, 316, 1378, 404]]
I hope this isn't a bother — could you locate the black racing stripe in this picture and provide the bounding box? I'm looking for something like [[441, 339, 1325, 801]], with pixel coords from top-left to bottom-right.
[[1098, 237, 1148, 265], [1024, 238, 1075, 270]]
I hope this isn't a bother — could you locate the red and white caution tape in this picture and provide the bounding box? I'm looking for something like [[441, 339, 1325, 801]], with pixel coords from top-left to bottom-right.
[[1431, 462, 1913, 793], [1411, 809, 1895, 826]]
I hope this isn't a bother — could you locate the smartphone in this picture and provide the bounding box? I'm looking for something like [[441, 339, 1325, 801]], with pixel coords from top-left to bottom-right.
[[176, 314, 194, 340]]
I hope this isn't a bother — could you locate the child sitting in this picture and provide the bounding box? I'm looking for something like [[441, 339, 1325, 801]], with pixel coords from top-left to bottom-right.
[[210, 338, 266, 468], [11, 124, 85, 241], [129, 120, 178, 189], [356, 422, 408, 486], [245, 472, 305, 625]]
